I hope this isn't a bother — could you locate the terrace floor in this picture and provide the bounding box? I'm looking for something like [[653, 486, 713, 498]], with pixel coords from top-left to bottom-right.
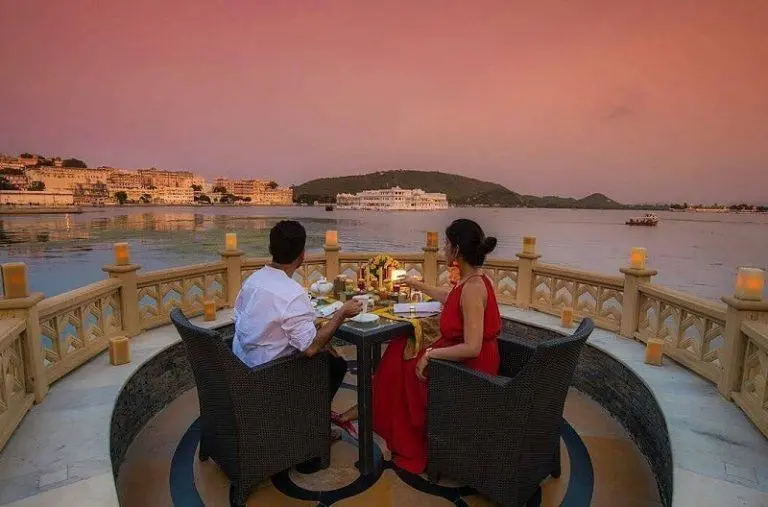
[[0, 307, 767, 506]]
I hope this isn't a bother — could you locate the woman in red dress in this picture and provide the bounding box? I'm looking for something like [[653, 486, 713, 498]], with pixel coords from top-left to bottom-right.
[[337, 219, 501, 474]]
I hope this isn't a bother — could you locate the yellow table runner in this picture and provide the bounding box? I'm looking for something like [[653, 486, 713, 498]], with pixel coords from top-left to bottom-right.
[[372, 307, 441, 360]]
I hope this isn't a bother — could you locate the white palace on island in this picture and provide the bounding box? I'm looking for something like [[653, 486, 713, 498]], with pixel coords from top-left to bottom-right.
[[335, 186, 449, 210]]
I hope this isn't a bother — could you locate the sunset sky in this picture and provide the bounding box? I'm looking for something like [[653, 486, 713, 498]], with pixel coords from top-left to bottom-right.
[[1, 0, 767, 203]]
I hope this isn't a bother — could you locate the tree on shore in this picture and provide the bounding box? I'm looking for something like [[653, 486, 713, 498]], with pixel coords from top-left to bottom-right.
[[19, 153, 34, 158], [115, 191, 128, 205], [140, 193, 152, 204], [195, 194, 211, 204], [28, 181, 46, 191], [62, 158, 88, 168], [191, 184, 203, 192], [267, 181, 279, 190], [0, 176, 18, 190], [212, 185, 228, 194]]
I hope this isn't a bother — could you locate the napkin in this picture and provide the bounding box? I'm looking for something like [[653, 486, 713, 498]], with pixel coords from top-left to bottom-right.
[[392, 301, 442, 314]]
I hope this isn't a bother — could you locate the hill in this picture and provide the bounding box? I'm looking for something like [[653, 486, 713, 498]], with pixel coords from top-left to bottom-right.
[[293, 170, 629, 209]]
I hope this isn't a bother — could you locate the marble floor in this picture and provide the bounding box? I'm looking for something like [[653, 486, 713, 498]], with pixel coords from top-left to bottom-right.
[[117, 345, 662, 506]]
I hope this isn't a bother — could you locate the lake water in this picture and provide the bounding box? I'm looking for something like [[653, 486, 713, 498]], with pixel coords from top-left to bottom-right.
[[0, 206, 766, 301]]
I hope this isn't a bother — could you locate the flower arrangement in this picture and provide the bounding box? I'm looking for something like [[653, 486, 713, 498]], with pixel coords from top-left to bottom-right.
[[366, 255, 401, 279]]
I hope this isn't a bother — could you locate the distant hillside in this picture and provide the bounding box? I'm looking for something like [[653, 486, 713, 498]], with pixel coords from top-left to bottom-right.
[[293, 170, 629, 209]]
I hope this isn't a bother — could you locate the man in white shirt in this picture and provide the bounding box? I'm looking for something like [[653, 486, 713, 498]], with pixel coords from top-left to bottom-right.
[[233, 220, 361, 421]]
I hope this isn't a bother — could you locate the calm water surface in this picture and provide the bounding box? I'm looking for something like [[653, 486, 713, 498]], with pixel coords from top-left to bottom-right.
[[0, 207, 766, 301]]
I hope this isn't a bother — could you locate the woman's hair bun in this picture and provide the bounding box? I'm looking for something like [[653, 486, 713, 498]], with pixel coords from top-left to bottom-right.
[[478, 236, 497, 255]]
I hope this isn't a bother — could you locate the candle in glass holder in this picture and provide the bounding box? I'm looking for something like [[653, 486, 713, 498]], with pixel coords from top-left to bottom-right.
[[523, 236, 536, 255], [225, 233, 237, 251], [645, 339, 664, 366], [629, 247, 647, 270], [203, 300, 216, 321], [109, 336, 131, 366], [325, 230, 338, 247], [426, 231, 438, 249], [561, 307, 574, 328], [113, 242, 130, 266], [735, 267, 765, 301], [1, 262, 28, 299]]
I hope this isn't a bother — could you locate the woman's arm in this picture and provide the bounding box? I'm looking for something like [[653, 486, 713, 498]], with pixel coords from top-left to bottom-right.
[[404, 277, 451, 303], [416, 279, 486, 379]]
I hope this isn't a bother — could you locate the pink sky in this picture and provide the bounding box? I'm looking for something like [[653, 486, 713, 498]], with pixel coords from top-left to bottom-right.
[[1, 0, 767, 203]]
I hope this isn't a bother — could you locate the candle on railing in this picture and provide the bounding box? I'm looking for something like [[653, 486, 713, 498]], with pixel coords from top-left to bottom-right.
[[225, 233, 237, 251], [522, 236, 536, 255], [325, 230, 338, 247], [629, 247, 647, 270], [426, 231, 438, 249], [561, 307, 574, 328], [113, 242, 130, 266], [1, 262, 28, 299], [203, 300, 216, 321], [734, 267, 765, 301], [645, 339, 664, 366]]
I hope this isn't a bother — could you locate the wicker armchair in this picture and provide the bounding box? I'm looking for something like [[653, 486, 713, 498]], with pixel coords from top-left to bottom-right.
[[170, 309, 331, 506], [427, 319, 594, 507]]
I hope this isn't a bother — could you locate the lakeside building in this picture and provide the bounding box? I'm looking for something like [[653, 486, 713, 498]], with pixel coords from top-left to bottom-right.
[[214, 177, 293, 205], [26, 166, 110, 192], [0, 190, 75, 206], [336, 186, 449, 210]]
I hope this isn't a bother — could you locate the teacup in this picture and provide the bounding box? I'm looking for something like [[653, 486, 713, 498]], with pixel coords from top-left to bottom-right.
[[352, 294, 373, 313]]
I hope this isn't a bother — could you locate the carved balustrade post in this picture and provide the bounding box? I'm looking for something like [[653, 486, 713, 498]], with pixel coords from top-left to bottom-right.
[[422, 231, 439, 286], [719, 267, 767, 399], [0, 262, 48, 403], [103, 246, 142, 337], [619, 267, 657, 339], [220, 242, 244, 308], [515, 237, 540, 309], [324, 230, 340, 280]]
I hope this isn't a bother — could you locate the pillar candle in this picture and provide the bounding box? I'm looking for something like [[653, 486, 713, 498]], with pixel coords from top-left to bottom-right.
[[113, 242, 130, 266], [225, 233, 237, 251], [325, 230, 338, 247], [426, 231, 438, 248], [645, 338, 664, 366], [523, 236, 536, 255], [203, 300, 216, 321], [378, 269, 384, 289], [109, 336, 131, 366], [2, 263, 29, 299], [561, 307, 574, 328], [630, 247, 647, 270], [735, 267, 765, 301]]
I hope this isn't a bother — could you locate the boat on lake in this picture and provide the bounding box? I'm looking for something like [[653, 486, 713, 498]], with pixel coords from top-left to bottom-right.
[[626, 213, 659, 226]]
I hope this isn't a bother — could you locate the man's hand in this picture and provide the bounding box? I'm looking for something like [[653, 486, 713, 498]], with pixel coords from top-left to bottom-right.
[[399, 275, 423, 289], [339, 299, 363, 319]]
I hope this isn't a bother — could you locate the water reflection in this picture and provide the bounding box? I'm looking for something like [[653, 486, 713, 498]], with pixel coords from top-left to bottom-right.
[[0, 206, 765, 300]]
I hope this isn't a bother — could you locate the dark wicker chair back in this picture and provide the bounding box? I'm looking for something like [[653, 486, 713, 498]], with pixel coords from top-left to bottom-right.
[[170, 308, 241, 479], [513, 318, 594, 489]]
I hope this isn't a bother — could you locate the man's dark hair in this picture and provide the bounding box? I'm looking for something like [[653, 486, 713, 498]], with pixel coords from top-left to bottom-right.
[[269, 220, 306, 264]]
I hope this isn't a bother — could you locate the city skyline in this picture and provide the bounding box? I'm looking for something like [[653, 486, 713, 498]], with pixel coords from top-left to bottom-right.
[[1, 1, 767, 203]]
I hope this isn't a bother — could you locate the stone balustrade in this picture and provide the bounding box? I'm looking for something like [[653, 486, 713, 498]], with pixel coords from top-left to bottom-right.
[[0, 229, 765, 453]]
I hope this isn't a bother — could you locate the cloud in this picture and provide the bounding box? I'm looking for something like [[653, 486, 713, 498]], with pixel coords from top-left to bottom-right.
[[605, 105, 634, 120]]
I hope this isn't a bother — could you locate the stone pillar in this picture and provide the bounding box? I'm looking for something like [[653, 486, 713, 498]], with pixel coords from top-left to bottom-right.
[[718, 295, 768, 399], [515, 254, 541, 309], [619, 267, 657, 339], [103, 263, 142, 337], [324, 230, 340, 280], [220, 250, 244, 308], [422, 231, 439, 286], [0, 263, 48, 403]]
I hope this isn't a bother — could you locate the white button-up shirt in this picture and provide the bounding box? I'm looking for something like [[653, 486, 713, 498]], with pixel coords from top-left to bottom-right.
[[232, 266, 317, 367]]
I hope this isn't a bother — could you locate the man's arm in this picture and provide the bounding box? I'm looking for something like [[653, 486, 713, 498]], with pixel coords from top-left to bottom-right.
[[303, 299, 362, 357]]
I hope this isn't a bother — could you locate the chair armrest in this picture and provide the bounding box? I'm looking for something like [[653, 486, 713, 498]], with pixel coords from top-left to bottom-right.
[[498, 335, 536, 379]]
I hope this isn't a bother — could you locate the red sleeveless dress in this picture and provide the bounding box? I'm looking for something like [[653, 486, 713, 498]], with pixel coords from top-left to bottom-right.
[[372, 275, 501, 473]]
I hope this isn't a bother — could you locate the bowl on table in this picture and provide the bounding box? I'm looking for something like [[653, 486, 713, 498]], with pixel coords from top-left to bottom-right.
[[310, 279, 334, 298]]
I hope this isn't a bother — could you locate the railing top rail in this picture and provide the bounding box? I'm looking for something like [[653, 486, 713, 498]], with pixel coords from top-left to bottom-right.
[[742, 321, 768, 349], [483, 258, 520, 269], [242, 256, 270, 268], [137, 261, 227, 286], [639, 283, 727, 321], [38, 278, 122, 318], [533, 263, 624, 290], [0, 318, 26, 350]]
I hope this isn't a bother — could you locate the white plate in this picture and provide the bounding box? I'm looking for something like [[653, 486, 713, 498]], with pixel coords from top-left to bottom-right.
[[350, 313, 379, 324]]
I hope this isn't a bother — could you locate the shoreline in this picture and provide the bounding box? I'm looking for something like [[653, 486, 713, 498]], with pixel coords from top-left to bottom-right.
[[0, 206, 83, 215]]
